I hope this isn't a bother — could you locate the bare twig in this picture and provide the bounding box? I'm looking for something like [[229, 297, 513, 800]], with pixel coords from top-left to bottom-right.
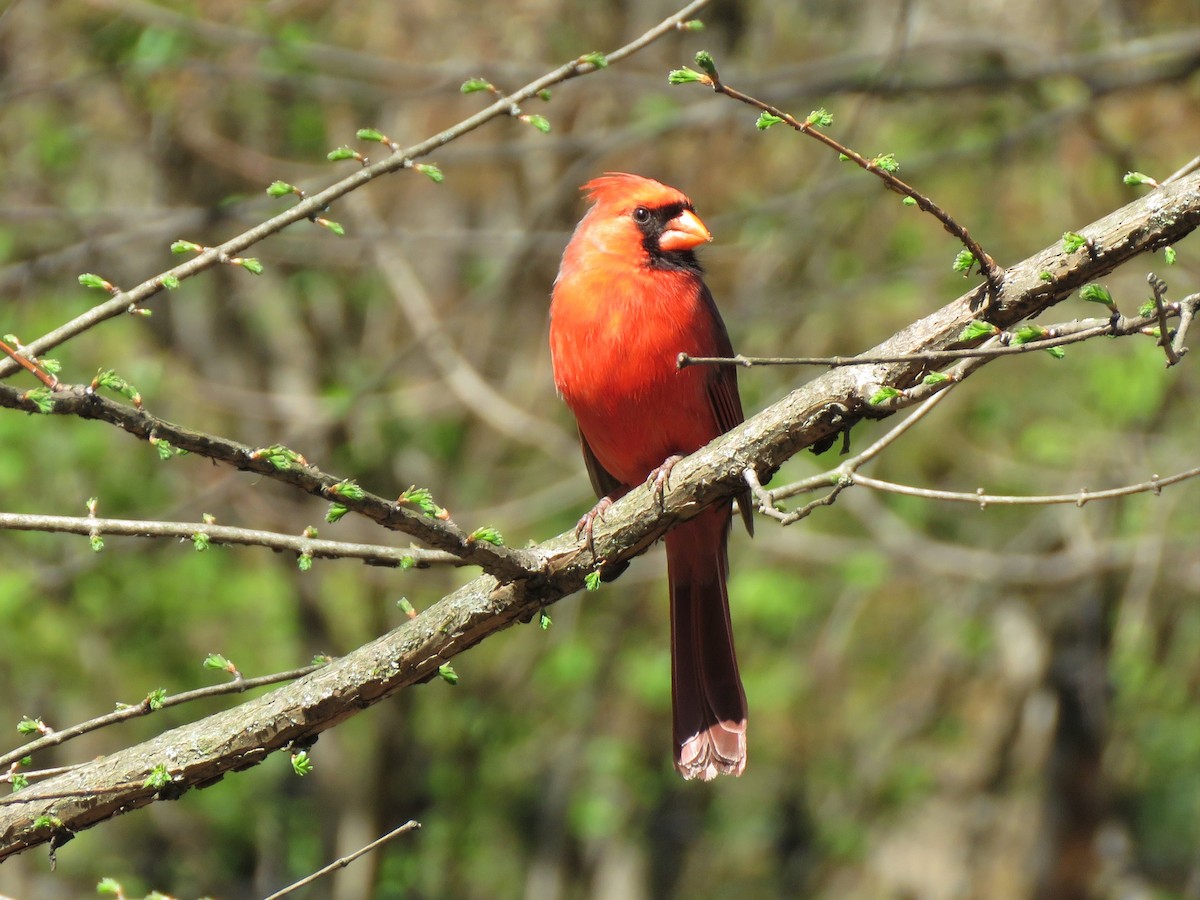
[[0, 664, 322, 773], [263, 820, 422, 900], [849, 468, 1200, 507], [680, 59, 1004, 301], [0, 513, 462, 570]]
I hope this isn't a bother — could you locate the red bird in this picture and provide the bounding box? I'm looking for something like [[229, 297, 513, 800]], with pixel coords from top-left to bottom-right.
[[549, 173, 752, 780]]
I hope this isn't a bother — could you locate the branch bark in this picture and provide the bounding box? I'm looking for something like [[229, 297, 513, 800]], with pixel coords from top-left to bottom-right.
[[1, 171, 1196, 858]]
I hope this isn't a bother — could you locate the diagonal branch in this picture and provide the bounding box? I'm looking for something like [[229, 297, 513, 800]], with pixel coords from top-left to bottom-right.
[[1, 168, 1196, 860]]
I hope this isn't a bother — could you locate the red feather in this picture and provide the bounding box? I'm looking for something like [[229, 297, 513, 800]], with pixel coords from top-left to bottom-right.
[[550, 173, 750, 780]]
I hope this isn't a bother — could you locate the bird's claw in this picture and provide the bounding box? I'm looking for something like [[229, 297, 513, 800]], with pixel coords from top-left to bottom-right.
[[575, 497, 614, 558], [646, 455, 684, 510]]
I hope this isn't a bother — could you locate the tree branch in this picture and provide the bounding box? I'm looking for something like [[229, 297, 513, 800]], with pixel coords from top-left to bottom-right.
[[1, 167, 1196, 860]]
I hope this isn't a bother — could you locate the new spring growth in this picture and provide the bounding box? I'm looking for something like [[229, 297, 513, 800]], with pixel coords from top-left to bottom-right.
[[870, 153, 900, 173], [17, 716, 51, 736], [267, 180, 302, 199], [328, 146, 367, 164], [1123, 171, 1158, 188], [398, 486, 447, 519], [584, 569, 602, 591], [953, 249, 978, 275], [869, 386, 903, 406], [291, 750, 314, 776], [521, 114, 551, 133], [438, 664, 459, 685], [397, 597, 417, 618], [460, 77, 495, 94], [328, 479, 366, 501], [146, 688, 167, 711], [579, 51, 608, 69], [1062, 232, 1088, 254], [414, 163, 443, 183], [958, 320, 1001, 342], [203, 653, 242, 679], [922, 372, 953, 386], [356, 127, 399, 152], [92, 369, 143, 408], [250, 445, 308, 470], [22, 387, 54, 414], [467, 526, 504, 546], [78, 273, 117, 293], [144, 763, 171, 790], [313, 216, 345, 236], [1079, 283, 1117, 312]]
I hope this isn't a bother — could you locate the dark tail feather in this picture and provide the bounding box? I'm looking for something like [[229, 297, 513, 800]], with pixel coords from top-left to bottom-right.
[[666, 505, 747, 780]]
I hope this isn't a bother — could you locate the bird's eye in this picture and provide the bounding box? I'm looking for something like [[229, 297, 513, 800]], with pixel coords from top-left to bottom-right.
[[632, 207, 651, 224]]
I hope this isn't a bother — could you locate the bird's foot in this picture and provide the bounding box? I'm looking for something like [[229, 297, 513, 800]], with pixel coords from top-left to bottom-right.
[[575, 496, 614, 558], [646, 455, 684, 510]]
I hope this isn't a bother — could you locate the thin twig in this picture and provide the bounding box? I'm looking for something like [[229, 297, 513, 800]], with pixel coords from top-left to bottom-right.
[[687, 63, 1004, 301], [0, 513, 463, 569], [849, 468, 1199, 506], [0, 665, 323, 773], [679, 307, 1175, 370], [1147, 273, 1182, 366], [263, 820, 422, 900]]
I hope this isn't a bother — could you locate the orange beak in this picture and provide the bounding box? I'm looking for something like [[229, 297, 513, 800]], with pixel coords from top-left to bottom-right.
[[658, 208, 712, 252]]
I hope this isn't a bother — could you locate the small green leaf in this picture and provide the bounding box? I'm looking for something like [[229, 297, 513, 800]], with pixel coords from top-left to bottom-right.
[[192, 531, 210, 552], [160, 274, 180, 290], [356, 128, 386, 143], [1164, 246, 1177, 265], [397, 597, 416, 618], [680, 19, 705, 31], [1039, 271, 1053, 282], [327, 146, 358, 161], [398, 486, 444, 518], [1079, 283, 1115, 309], [78, 272, 111, 290], [267, 180, 296, 197], [468, 526, 504, 546], [460, 78, 493, 94], [536, 89, 552, 101], [580, 51, 608, 69], [415, 163, 443, 183], [311, 654, 332, 666], [438, 663, 459, 685], [10, 773, 28, 791], [870, 153, 900, 173], [98, 877, 123, 895], [23, 387, 54, 414], [90, 533, 104, 553], [1012, 324, 1047, 345], [329, 479, 365, 501], [1123, 171, 1157, 187], [901, 197, 917, 206], [39, 358, 61, 375], [250, 444, 307, 471], [1139, 300, 1157, 317], [922, 372, 951, 385], [805, 108, 834, 128], [297, 552, 313, 572], [952, 249, 976, 273], [144, 763, 171, 790], [584, 570, 602, 591], [236, 257, 264, 275], [170, 240, 202, 255], [693, 50, 717, 77], [318, 218, 345, 236], [147, 688, 167, 711], [33, 815, 62, 830], [523, 114, 551, 133], [539, 611, 552, 630], [325, 503, 349, 524], [93, 369, 142, 406], [869, 386, 902, 406], [152, 436, 175, 461], [1062, 231, 1087, 253], [17, 717, 43, 735], [400, 555, 416, 570], [667, 67, 706, 85], [755, 112, 783, 130], [291, 750, 314, 776], [203, 653, 231, 671], [838, 153, 850, 162], [1044, 346, 1066, 359], [957, 320, 1000, 342]]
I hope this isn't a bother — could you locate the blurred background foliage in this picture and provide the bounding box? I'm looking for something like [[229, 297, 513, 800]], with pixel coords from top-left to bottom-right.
[[1, 0, 1199, 897]]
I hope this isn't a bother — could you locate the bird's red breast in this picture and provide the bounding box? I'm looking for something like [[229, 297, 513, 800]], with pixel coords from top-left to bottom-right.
[[549, 174, 737, 487]]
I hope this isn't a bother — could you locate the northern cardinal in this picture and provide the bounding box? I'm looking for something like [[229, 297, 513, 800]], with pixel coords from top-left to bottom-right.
[[549, 173, 752, 780]]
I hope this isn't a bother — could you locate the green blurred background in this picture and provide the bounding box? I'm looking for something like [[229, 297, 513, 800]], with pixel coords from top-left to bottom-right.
[[1, 0, 1199, 897]]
